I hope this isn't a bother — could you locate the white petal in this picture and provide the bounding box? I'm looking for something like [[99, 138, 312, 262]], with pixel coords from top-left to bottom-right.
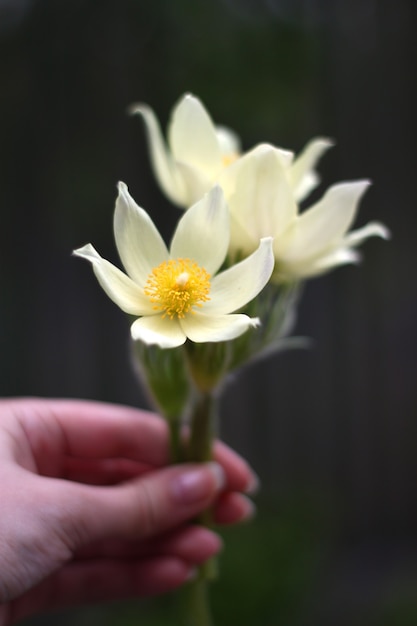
[[215, 125, 241, 156], [114, 182, 169, 287], [227, 145, 297, 247], [215, 157, 240, 199], [278, 247, 361, 280], [252, 143, 294, 168], [229, 213, 258, 257], [280, 180, 371, 262], [217, 145, 289, 200], [170, 186, 229, 274], [174, 161, 213, 206], [129, 103, 186, 206], [73, 244, 153, 315], [131, 315, 186, 348], [289, 137, 334, 202], [205, 237, 274, 314], [181, 312, 259, 343], [343, 221, 391, 247], [168, 94, 221, 176]]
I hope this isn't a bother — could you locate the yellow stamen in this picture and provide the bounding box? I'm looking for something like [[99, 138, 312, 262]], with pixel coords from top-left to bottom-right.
[[221, 152, 238, 168], [144, 258, 211, 319]]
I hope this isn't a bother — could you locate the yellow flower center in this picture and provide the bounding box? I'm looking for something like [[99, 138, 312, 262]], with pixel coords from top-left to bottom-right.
[[144, 258, 211, 319], [221, 152, 239, 168]]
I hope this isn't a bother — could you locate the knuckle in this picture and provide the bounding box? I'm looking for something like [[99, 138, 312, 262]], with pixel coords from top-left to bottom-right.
[[131, 480, 162, 539]]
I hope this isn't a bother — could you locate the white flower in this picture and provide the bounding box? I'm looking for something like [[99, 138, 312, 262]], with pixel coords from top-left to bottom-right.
[[131, 93, 332, 209], [130, 94, 240, 207], [223, 145, 390, 282], [287, 137, 335, 203], [74, 184, 274, 348]]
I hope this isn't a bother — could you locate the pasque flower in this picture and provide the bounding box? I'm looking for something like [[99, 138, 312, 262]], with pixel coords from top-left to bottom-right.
[[74, 184, 274, 348], [222, 144, 390, 282], [130, 93, 332, 208], [130, 94, 239, 207]]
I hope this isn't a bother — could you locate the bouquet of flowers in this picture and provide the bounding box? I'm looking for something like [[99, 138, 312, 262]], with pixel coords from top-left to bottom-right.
[[74, 94, 389, 625]]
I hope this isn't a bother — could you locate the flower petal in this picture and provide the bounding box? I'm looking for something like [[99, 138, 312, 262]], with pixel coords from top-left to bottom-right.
[[205, 237, 274, 314], [168, 94, 221, 176], [181, 312, 259, 343], [131, 315, 186, 348], [129, 103, 186, 205], [279, 247, 361, 280], [114, 182, 169, 287], [215, 125, 241, 156], [289, 137, 334, 202], [220, 143, 293, 199], [280, 180, 371, 262], [229, 214, 258, 257], [73, 244, 153, 315], [227, 146, 297, 253], [342, 221, 391, 247], [174, 161, 214, 207], [170, 186, 229, 274]]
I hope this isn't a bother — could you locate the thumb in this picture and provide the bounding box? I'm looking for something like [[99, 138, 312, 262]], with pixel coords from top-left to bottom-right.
[[51, 462, 225, 549]]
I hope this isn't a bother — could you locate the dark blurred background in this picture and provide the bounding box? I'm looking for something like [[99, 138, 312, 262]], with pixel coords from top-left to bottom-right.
[[0, 1, 416, 624]]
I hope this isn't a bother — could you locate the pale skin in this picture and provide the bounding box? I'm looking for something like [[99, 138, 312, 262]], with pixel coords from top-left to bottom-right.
[[0, 398, 257, 626]]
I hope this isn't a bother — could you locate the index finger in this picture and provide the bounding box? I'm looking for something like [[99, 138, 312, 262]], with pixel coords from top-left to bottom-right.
[[0, 398, 258, 492], [1, 398, 169, 468]]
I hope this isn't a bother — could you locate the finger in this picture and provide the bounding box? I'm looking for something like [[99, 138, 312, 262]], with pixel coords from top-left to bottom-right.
[[9, 557, 194, 624], [213, 440, 259, 494], [62, 457, 153, 485], [63, 444, 259, 493], [5, 399, 259, 493], [75, 525, 223, 563], [50, 462, 226, 548], [213, 491, 256, 525], [5, 398, 169, 469], [137, 524, 223, 561]]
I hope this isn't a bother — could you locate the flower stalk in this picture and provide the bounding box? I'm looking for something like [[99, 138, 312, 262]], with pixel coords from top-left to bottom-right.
[[186, 390, 216, 464], [182, 577, 213, 626], [183, 387, 218, 626], [133, 339, 220, 625]]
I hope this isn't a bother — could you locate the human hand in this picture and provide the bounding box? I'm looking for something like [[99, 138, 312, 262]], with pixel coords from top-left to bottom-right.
[[0, 398, 257, 625]]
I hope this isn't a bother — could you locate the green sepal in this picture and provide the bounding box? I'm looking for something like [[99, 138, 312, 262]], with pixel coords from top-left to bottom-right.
[[131, 339, 191, 421], [183, 282, 306, 395], [227, 280, 306, 370]]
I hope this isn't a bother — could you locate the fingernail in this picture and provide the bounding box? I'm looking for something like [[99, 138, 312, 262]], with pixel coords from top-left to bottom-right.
[[207, 462, 226, 491], [239, 495, 257, 522], [171, 462, 226, 505], [245, 471, 261, 496]]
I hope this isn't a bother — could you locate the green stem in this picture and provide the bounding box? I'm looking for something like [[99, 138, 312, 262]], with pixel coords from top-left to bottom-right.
[[187, 392, 215, 463], [182, 577, 213, 626], [169, 417, 183, 464], [182, 390, 217, 626]]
